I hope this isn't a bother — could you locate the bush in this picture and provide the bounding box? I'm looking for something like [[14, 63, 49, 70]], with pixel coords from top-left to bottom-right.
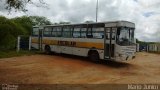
[[0, 16, 26, 50], [0, 15, 52, 50]]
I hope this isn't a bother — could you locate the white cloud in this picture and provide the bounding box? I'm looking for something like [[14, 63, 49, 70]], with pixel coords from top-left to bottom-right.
[[0, 0, 160, 42]]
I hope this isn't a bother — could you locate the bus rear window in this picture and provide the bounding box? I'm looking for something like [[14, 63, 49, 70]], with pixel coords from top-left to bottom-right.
[[32, 27, 39, 36]]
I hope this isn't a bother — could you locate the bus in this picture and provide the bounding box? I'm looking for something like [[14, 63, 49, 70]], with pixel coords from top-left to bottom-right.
[[31, 21, 136, 61]]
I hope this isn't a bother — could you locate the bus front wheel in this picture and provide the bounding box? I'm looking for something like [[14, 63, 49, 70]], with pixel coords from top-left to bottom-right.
[[88, 51, 100, 62], [45, 45, 51, 54]]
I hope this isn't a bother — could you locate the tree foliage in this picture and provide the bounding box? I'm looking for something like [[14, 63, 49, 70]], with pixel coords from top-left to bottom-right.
[[0, 15, 52, 50], [6, 0, 29, 12], [29, 16, 52, 26], [11, 16, 32, 34], [4, 0, 45, 12], [0, 16, 26, 50]]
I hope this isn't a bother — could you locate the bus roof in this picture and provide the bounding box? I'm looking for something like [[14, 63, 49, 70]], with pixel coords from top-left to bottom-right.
[[33, 20, 135, 27]]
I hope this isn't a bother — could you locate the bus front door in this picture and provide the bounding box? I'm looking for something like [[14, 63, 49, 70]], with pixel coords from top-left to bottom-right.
[[104, 28, 115, 60]]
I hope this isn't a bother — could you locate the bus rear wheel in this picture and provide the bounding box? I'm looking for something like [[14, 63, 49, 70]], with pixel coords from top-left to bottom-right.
[[45, 45, 51, 54], [88, 51, 100, 62]]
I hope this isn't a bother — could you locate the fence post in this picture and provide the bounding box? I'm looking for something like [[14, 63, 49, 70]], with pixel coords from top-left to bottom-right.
[[29, 36, 32, 51], [17, 36, 20, 52], [146, 45, 148, 52]]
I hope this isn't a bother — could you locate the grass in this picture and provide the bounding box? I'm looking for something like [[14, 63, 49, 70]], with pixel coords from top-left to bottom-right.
[[0, 50, 43, 59]]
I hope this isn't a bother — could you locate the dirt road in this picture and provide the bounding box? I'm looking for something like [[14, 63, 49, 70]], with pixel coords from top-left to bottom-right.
[[0, 52, 159, 84]]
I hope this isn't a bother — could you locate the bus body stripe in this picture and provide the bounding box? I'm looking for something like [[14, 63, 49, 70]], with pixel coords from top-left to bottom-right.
[[31, 38, 104, 49]]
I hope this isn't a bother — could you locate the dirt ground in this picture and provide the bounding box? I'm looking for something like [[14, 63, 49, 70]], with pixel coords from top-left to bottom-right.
[[0, 52, 159, 84]]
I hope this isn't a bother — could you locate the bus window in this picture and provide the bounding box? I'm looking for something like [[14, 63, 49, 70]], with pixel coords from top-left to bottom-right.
[[32, 27, 39, 36], [87, 28, 93, 38], [56, 27, 62, 37], [129, 28, 135, 44], [92, 28, 104, 39], [52, 27, 56, 37], [44, 27, 52, 37], [63, 26, 72, 38], [112, 28, 117, 40], [106, 28, 110, 40], [81, 28, 87, 38], [112, 33, 115, 40], [73, 27, 81, 38], [51, 27, 62, 37]]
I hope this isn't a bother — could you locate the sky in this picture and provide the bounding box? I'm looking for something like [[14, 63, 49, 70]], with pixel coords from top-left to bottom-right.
[[0, 0, 160, 42]]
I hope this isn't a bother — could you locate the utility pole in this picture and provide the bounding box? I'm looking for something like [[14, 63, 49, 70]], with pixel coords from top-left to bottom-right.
[[96, 0, 99, 22]]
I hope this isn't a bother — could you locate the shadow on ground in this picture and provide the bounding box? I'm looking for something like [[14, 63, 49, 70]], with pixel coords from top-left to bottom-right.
[[45, 53, 134, 69]]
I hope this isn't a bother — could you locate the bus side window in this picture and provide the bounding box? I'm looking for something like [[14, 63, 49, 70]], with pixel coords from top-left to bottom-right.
[[63, 26, 72, 38], [92, 28, 104, 39], [73, 27, 81, 38], [87, 28, 93, 38], [52, 27, 56, 37], [56, 27, 62, 37], [81, 28, 87, 38], [44, 27, 52, 37]]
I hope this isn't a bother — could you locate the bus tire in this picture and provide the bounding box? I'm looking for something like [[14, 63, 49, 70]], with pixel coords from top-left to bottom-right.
[[45, 45, 51, 54], [88, 50, 100, 62]]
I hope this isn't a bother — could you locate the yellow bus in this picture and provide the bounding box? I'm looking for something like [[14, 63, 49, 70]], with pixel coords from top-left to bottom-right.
[[31, 21, 136, 61]]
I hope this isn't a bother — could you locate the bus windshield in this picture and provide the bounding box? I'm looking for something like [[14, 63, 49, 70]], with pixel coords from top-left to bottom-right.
[[116, 27, 135, 46]]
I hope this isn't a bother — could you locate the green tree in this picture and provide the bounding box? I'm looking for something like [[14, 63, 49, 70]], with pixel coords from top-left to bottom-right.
[[59, 22, 71, 25], [0, 16, 26, 50], [4, 0, 45, 12], [11, 16, 52, 35], [0, 15, 52, 50], [29, 16, 52, 26], [11, 16, 32, 35]]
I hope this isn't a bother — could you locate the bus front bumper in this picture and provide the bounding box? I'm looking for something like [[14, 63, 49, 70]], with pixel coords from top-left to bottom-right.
[[116, 54, 135, 61]]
